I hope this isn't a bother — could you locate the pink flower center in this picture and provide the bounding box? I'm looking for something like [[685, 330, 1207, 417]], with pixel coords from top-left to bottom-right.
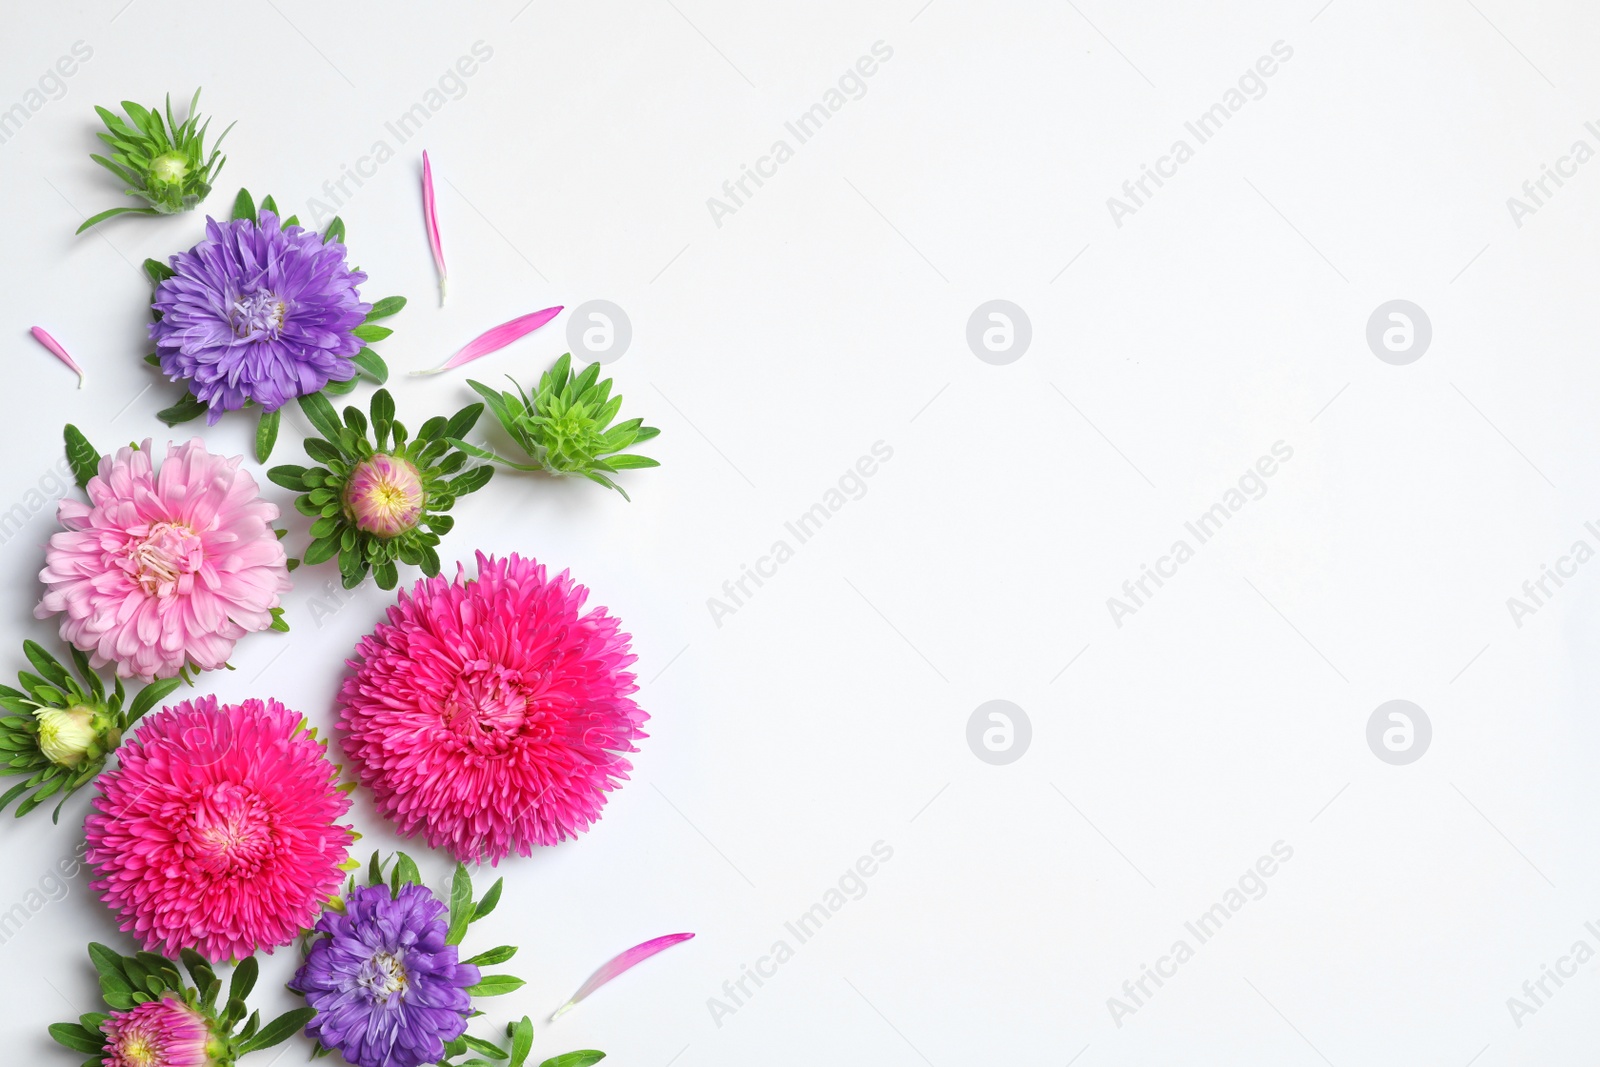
[[231, 289, 288, 339], [126, 522, 203, 596], [181, 782, 274, 875], [442, 670, 530, 749], [344, 454, 425, 538]]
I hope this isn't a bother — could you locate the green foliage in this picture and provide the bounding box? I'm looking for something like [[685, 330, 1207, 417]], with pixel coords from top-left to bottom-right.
[[451, 354, 659, 501], [51, 943, 306, 1061], [78, 88, 234, 232], [0, 640, 178, 822]]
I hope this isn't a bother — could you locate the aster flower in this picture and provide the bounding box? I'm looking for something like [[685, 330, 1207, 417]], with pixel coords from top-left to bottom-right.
[[145, 188, 404, 460], [85, 696, 356, 961], [268, 389, 492, 591], [0, 639, 178, 822], [338, 552, 646, 864], [49, 943, 314, 1066], [78, 89, 234, 232], [292, 852, 532, 1067], [452, 354, 659, 500], [36, 426, 292, 683]]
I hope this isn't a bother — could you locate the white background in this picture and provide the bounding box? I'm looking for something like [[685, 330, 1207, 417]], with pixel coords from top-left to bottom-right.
[[2, 0, 1599, 1064]]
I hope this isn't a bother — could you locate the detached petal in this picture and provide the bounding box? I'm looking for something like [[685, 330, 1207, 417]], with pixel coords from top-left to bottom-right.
[[550, 932, 694, 1021], [32, 327, 86, 388], [412, 306, 563, 376], [422, 150, 447, 306]]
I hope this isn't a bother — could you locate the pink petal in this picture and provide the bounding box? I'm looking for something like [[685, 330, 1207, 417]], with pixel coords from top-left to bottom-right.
[[551, 932, 694, 1021], [412, 306, 564, 376], [422, 150, 447, 306], [32, 326, 86, 388]]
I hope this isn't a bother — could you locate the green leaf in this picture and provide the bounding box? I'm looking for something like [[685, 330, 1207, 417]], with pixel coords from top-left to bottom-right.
[[343, 405, 368, 437], [228, 955, 258, 1004], [508, 1017, 534, 1067], [259, 194, 278, 216], [324, 374, 359, 396], [156, 393, 207, 426], [461, 1035, 509, 1059], [87, 943, 128, 986], [365, 295, 407, 320], [449, 466, 495, 497], [352, 324, 392, 343], [368, 850, 385, 886], [598, 454, 659, 470], [446, 403, 485, 441], [473, 877, 503, 921], [298, 391, 345, 443], [236, 1007, 315, 1054], [256, 408, 281, 463], [373, 561, 399, 590], [446, 863, 473, 945], [323, 217, 345, 245], [62, 425, 102, 492], [126, 677, 181, 725], [75, 205, 159, 234], [537, 1053, 605, 1067], [269, 607, 290, 633], [231, 188, 255, 222], [352, 347, 388, 383], [48, 1023, 103, 1054], [465, 975, 526, 997], [464, 945, 517, 967], [267, 465, 309, 491], [392, 852, 422, 892], [142, 258, 175, 284], [23, 642, 72, 692], [303, 537, 340, 566]]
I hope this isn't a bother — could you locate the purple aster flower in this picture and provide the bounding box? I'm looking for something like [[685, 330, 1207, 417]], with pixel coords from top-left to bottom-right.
[[150, 208, 370, 422], [291, 882, 480, 1067]]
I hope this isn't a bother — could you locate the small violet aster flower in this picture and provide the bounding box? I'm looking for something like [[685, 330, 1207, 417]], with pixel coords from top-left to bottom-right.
[[292, 882, 480, 1067], [149, 207, 369, 421]]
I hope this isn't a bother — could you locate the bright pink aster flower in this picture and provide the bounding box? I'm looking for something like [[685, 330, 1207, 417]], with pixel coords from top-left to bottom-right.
[[338, 551, 646, 864], [101, 993, 214, 1067], [35, 438, 291, 681], [86, 696, 353, 961]]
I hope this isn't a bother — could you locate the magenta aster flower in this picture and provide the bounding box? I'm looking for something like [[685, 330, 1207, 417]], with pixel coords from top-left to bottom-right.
[[338, 552, 647, 864], [100, 994, 216, 1067], [35, 438, 291, 681], [292, 882, 480, 1067], [149, 206, 369, 421], [85, 696, 354, 961]]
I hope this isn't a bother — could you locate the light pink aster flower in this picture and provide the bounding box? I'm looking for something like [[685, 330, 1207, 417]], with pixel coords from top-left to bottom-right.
[[338, 551, 647, 864], [86, 696, 354, 961], [35, 438, 291, 681], [344, 452, 425, 537], [101, 994, 216, 1067]]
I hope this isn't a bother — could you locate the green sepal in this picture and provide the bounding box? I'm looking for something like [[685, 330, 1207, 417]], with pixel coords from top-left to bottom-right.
[[231, 188, 255, 222]]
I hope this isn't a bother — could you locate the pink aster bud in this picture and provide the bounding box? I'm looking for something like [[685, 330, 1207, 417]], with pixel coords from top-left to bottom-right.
[[343, 453, 425, 538], [35, 705, 115, 769], [101, 994, 217, 1067]]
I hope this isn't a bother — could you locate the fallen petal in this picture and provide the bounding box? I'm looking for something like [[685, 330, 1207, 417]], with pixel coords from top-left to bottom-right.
[[32, 327, 86, 388], [422, 150, 447, 306], [551, 932, 694, 1021], [412, 306, 563, 376]]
